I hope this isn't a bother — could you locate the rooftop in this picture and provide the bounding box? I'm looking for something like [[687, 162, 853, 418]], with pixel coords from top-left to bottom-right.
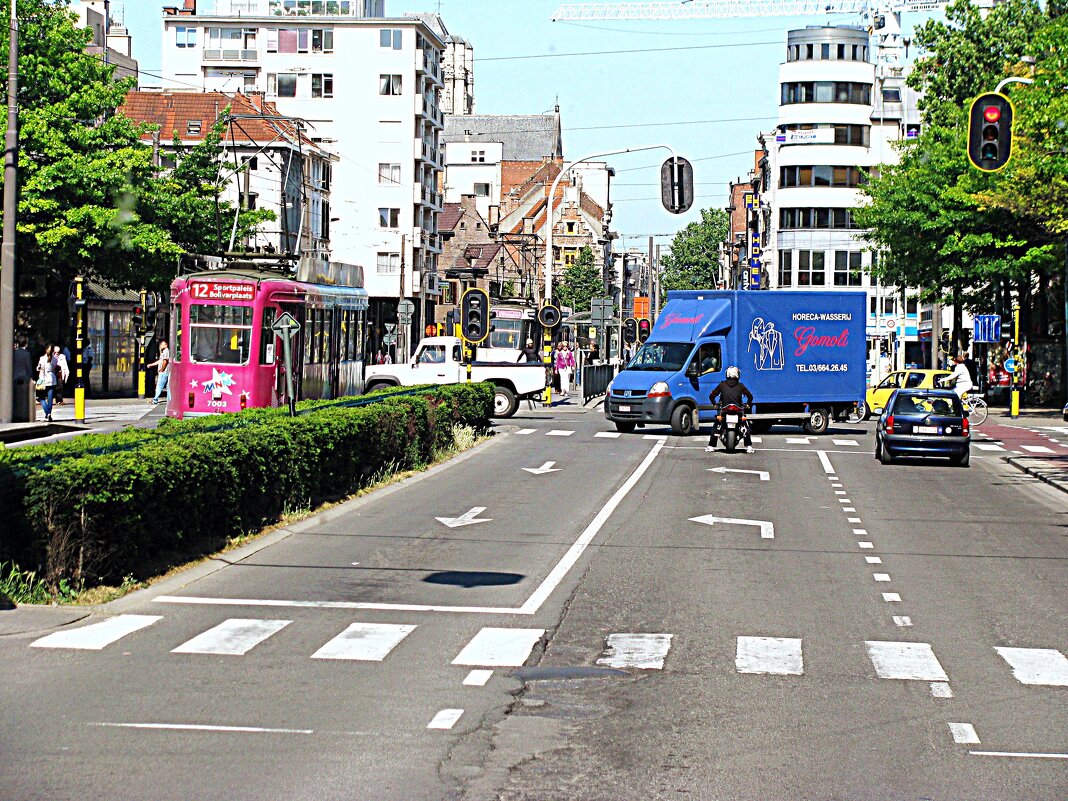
[[444, 113, 563, 162]]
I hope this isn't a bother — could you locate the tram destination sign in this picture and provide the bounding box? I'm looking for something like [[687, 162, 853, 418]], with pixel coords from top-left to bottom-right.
[[191, 281, 256, 302]]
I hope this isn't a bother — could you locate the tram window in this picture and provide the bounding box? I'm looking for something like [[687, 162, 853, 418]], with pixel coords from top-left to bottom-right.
[[189, 304, 253, 365], [339, 310, 348, 361], [321, 309, 332, 363], [489, 318, 522, 349], [261, 307, 276, 364], [172, 303, 182, 362], [304, 313, 314, 363]]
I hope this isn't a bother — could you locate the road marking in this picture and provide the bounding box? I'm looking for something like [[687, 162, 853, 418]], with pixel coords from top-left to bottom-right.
[[786, 437, 811, 445], [873, 573, 891, 582], [522, 460, 562, 475], [707, 466, 769, 481], [853, 528, 867, 535], [832, 439, 859, 446], [882, 593, 901, 602], [515, 428, 536, 435], [949, 723, 980, 744], [31, 615, 161, 650], [463, 669, 493, 687], [751, 437, 763, 444], [435, 507, 492, 528], [842, 507, 856, 512], [865, 556, 882, 564], [427, 709, 464, 730], [597, 633, 673, 670], [90, 722, 313, 735], [689, 515, 774, 539], [969, 751, 1068, 760], [893, 616, 913, 627], [859, 541, 874, 549], [1022, 445, 1056, 454], [994, 647, 1068, 686], [546, 429, 574, 437], [827, 474, 838, 481], [594, 431, 621, 438], [975, 443, 1006, 452], [930, 681, 952, 697], [847, 517, 862, 523], [831, 483, 843, 488], [311, 622, 416, 661], [866, 641, 948, 681], [172, 619, 290, 656], [834, 490, 846, 495], [735, 636, 803, 676], [452, 627, 544, 667], [643, 434, 667, 441], [838, 498, 851, 504]]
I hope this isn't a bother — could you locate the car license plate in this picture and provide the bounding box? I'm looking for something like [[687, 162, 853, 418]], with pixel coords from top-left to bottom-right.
[[915, 425, 938, 434], [726, 414, 739, 424], [619, 405, 631, 412]]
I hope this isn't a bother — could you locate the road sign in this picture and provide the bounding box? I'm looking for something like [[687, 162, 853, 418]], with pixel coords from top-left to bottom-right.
[[973, 314, 1001, 344], [884, 318, 897, 330], [1004, 357, 1017, 374], [398, 314, 412, 325], [385, 323, 397, 333], [398, 299, 415, 315], [591, 296, 612, 325], [383, 333, 397, 346], [271, 311, 301, 341]]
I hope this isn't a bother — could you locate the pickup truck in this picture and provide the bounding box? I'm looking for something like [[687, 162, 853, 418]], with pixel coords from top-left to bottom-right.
[[604, 290, 867, 435], [364, 336, 548, 417]]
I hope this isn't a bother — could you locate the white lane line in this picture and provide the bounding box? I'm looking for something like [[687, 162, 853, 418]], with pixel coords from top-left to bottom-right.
[[1021, 445, 1056, 454], [311, 623, 416, 661], [827, 475, 838, 480], [835, 490, 847, 495], [172, 619, 291, 656], [31, 615, 161, 651], [838, 498, 851, 504], [519, 440, 665, 614], [452, 627, 544, 667], [865, 556, 883, 564], [597, 633, 673, 670], [832, 439, 859, 446], [735, 636, 804, 676], [643, 434, 667, 441], [515, 428, 536, 435], [546, 429, 574, 437], [873, 573, 891, 582], [949, 723, 980, 745], [463, 669, 493, 687], [975, 443, 1006, 452], [594, 431, 621, 438], [930, 681, 952, 697], [90, 722, 313, 735], [882, 593, 902, 602], [843, 507, 856, 512], [831, 483, 843, 488], [786, 437, 811, 445], [893, 616, 913, 627], [853, 528, 868, 535], [847, 517, 862, 523], [427, 709, 464, 730], [994, 647, 1068, 686], [859, 541, 874, 549], [817, 451, 835, 474], [969, 751, 1068, 760], [866, 641, 948, 681]]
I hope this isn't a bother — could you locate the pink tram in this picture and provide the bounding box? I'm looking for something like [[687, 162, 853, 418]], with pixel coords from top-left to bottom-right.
[[166, 266, 368, 419]]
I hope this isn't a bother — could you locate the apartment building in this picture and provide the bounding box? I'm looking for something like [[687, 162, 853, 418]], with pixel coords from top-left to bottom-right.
[[159, 0, 445, 343], [75, 0, 139, 81]]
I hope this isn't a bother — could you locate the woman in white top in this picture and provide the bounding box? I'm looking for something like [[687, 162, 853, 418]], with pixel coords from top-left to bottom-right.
[[36, 344, 57, 421], [948, 354, 974, 398]]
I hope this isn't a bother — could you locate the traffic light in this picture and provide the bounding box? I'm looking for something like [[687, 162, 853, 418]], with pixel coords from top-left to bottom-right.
[[460, 288, 490, 344], [623, 317, 637, 344], [132, 305, 144, 332], [660, 156, 694, 214], [537, 303, 562, 329], [637, 318, 651, 343], [968, 92, 1013, 172]]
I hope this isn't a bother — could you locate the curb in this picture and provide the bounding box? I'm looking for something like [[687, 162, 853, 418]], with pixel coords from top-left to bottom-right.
[[1005, 455, 1068, 495]]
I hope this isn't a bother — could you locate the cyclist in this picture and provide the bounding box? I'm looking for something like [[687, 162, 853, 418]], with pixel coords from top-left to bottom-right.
[[947, 354, 974, 399], [706, 365, 755, 454]]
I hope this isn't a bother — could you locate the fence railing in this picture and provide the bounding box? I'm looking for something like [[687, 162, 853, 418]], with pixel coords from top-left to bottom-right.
[[582, 363, 616, 404]]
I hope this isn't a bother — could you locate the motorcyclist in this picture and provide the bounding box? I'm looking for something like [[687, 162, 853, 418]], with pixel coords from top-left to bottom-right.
[[706, 365, 755, 453]]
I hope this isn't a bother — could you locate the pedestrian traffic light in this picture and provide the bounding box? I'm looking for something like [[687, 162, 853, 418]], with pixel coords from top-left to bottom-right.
[[968, 92, 1013, 172], [623, 317, 637, 344], [537, 303, 562, 329], [637, 318, 651, 343], [460, 288, 490, 344]]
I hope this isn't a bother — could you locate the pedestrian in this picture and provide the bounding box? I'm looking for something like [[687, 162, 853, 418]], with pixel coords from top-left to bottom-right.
[[555, 341, 575, 396], [13, 337, 33, 420], [589, 340, 600, 363], [518, 338, 539, 363], [36, 344, 58, 421], [83, 340, 95, 398], [146, 339, 170, 405], [53, 343, 70, 404]]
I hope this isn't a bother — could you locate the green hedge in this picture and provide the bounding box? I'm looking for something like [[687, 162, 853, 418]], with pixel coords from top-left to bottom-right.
[[0, 382, 493, 589]]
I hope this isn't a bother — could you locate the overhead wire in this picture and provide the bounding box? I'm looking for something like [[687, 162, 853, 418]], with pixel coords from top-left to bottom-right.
[[476, 39, 782, 62]]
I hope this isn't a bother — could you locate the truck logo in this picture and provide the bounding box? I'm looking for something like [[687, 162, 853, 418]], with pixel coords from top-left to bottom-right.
[[749, 318, 784, 371], [659, 312, 703, 327], [793, 326, 849, 357], [623, 390, 632, 397]]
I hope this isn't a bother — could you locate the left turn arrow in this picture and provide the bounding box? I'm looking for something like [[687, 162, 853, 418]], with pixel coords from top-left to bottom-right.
[[522, 461, 562, 475], [436, 507, 492, 528]]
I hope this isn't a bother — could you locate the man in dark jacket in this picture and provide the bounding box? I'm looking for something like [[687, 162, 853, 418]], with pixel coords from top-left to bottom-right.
[[518, 339, 539, 363], [706, 365, 755, 453]]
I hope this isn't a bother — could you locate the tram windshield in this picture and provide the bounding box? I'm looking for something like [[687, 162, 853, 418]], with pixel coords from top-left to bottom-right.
[[489, 318, 523, 350], [190, 304, 253, 365]]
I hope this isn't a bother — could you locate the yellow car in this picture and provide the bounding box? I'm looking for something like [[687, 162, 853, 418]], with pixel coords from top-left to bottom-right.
[[864, 369, 951, 419]]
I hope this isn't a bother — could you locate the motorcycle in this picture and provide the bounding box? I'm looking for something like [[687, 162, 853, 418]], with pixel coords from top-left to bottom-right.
[[717, 403, 750, 453]]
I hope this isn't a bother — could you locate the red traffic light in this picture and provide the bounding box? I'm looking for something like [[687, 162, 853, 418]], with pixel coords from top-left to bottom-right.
[[982, 105, 1001, 123]]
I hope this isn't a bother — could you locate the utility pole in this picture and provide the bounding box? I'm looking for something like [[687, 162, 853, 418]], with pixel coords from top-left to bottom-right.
[[397, 233, 406, 362], [0, 0, 18, 424], [653, 244, 661, 321]]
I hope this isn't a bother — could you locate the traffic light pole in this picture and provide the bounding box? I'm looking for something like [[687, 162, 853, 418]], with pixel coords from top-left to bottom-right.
[[1011, 304, 1021, 419], [72, 276, 85, 424], [137, 288, 147, 398], [0, 2, 17, 424]]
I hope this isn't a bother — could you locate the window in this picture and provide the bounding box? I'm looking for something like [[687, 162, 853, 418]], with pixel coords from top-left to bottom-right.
[[190, 304, 253, 365], [270, 28, 313, 54], [562, 248, 577, 266], [694, 343, 722, 375], [205, 27, 257, 59], [470, 149, 485, 163], [778, 251, 792, 287], [565, 221, 576, 234], [779, 166, 865, 189], [376, 252, 400, 273], [172, 303, 182, 362], [378, 162, 401, 185], [780, 81, 871, 106], [906, 297, 918, 316], [311, 28, 334, 53], [833, 251, 863, 286], [837, 43, 845, 60], [380, 74, 402, 95], [260, 307, 276, 365], [881, 87, 902, 103], [276, 74, 297, 97], [473, 182, 490, 196], [311, 73, 333, 98], [821, 43, 830, 59], [186, 119, 202, 135], [378, 207, 400, 228], [380, 28, 402, 49], [797, 251, 825, 286], [176, 26, 197, 48]]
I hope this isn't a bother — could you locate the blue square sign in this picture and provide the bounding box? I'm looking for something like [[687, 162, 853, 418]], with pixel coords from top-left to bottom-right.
[[973, 315, 1001, 344]]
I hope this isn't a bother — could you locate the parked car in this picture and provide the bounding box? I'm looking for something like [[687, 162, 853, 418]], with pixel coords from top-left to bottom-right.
[[1062, 402, 1068, 422], [864, 369, 951, 419], [875, 389, 971, 466]]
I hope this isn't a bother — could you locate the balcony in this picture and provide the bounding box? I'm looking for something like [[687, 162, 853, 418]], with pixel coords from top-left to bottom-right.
[[417, 50, 443, 86], [203, 48, 258, 62], [413, 184, 443, 209], [196, 1, 383, 17], [413, 138, 442, 167]]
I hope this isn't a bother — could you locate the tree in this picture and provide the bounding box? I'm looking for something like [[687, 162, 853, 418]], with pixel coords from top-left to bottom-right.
[[659, 207, 728, 296], [555, 245, 602, 314]]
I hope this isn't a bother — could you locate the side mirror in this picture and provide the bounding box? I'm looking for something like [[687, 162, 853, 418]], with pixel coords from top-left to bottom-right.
[[685, 362, 699, 378]]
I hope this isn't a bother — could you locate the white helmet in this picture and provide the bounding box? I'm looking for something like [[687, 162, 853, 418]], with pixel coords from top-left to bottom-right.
[[726, 366, 740, 379]]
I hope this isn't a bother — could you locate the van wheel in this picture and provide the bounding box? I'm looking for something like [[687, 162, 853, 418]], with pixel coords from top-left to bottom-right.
[[862, 402, 873, 421], [493, 386, 519, 418], [670, 404, 696, 436], [803, 407, 830, 435], [614, 421, 636, 433]]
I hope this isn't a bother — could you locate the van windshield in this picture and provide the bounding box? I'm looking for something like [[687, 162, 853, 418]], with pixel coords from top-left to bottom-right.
[[626, 341, 692, 371]]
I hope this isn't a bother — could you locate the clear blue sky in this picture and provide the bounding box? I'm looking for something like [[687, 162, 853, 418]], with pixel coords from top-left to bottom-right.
[[113, 0, 941, 247]]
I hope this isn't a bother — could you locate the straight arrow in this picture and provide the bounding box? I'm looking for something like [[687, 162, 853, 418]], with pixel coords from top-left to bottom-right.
[[522, 461, 561, 475], [436, 507, 492, 528], [689, 515, 775, 539], [707, 466, 769, 481]]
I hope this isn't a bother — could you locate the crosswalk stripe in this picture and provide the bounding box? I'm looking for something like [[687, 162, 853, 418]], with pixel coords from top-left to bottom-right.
[[596, 633, 673, 669], [515, 428, 536, 435], [311, 622, 415, 661], [994, 647, 1068, 686], [832, 439, 859, 446], [171, 619, 290, 656], [546, 430, 574, 437], [31, 615, 161, 651], [786, 437, 810, 445], [949, 722, 980, 744], [751, 437, 763, 444], [736, 636, 803, 675], [1021, 445, 1056, 454], [452, 627, 544, 667], [427, 709, 463, 730], [643, 434, 667, 441], [594, 431, 621, 438], [975, 443, 1006, 452], [866, 641, 948, 681], [463, 669, 493, 686]]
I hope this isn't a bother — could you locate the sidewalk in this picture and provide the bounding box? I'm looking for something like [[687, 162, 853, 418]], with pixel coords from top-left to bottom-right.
[[976, 412, 1068, 494], [0, 396, 163, 446]]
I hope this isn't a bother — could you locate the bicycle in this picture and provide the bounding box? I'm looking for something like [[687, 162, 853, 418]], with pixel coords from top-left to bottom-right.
[[962, 392, 988, 425]]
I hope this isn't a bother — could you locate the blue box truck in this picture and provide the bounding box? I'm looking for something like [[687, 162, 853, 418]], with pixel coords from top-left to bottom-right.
[[605, 290, 867, 435]]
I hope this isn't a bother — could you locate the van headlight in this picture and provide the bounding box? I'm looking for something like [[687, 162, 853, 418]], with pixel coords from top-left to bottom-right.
[[648, 381, 671, 399]]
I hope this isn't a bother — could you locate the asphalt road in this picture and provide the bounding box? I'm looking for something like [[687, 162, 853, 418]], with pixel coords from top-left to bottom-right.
[[1, 407, 1065, 800]]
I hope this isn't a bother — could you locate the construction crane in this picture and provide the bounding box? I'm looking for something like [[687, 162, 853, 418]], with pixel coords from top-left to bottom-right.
[[551, 1, 986, 72]]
